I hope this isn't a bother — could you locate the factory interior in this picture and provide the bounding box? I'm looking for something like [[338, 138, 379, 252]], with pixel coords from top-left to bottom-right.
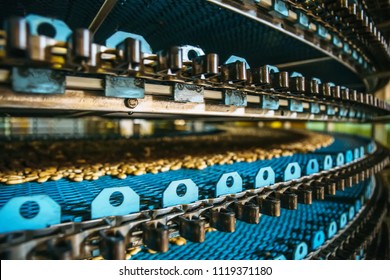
[[0, 0, 389, 260]]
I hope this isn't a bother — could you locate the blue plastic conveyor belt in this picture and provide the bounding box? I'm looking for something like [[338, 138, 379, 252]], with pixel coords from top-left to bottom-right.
[[0, 133, 371, 226]]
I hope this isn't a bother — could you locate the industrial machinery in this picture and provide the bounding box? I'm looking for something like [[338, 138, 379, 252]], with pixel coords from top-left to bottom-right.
[[0, 0, 389, 260]]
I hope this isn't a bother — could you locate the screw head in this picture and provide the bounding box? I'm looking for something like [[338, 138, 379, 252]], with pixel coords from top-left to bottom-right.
[[125, 98, 139, 109], [134, 78, 144, 87]]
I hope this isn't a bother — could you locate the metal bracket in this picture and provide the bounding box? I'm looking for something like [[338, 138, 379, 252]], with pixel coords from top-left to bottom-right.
[[339, 213, 348, 229], [323, 155, 333, 170], [348, 206, 355, 220], [355, 199, 361, 212], [0, 195, 60, 233], [317, 25, 329, 39], [348, 108, 356, 118], [339, 107, 348, 117], [311, 231, 325, 250], [215, 172, 243, 197], [25, 14, 72, 41], [332, 35, 342, 48], [297, 12, 309, 29], [104, 76, 144, 98], [271, 0, 289, 18], [354, 148, 360, 160], [360, 146, 365, 157], [306, 159, 319, 175], [261, 95, 279, 110], [255, 167, 275, 188], [162, 179, 199, 208], [284, 162, 301, 181], [106, 31, 152, 53], [336, 153, 345, 166], [367, 142, 375, 153], [224, 55, 250, 68], [91, 187, 140, 219], [365, 177, 375, 199], [345, 150, 353, 163], [274, 254, 287, 260], [289, 99, 303, 112], [12, 67, 65, 94], [223, 90, 247, 106], [293, 242, 308, 260], [310, 102, 320, 114], [326, 221, 338, 238], [173, 83, 204, 103], [326, 105, 337, 115]]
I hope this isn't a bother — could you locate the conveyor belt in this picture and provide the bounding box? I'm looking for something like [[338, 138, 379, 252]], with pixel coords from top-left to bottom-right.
[[0, 133, 370, 224]]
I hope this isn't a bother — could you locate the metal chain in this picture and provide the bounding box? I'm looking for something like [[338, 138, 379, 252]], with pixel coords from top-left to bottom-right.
[[0, 143, 388, 260]]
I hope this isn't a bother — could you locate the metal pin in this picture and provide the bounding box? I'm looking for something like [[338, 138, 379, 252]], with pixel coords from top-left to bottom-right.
[[290, 76, 305, 93], [234, 202, 260, 224], [295, 187, 312, 205], [143, 222, 169, 252], [258, 195, 281, 217], [272, 71, 289, 89], [305, 78, 319, 95], [221, 61, 247, 83], [5, 17, 29, 57], [178, 216, 206, 243], [116, 37, 142, 71], [278, 190, 298, 210], [100, 231, 126, 260], [192, 53, 219, 77], [209, 209, 236, 232], [310, 182, 325, 200], [251, 66, 271, 86], [157, 46, 183, 72], [321, 83, 332, 97], [71, 29, 92, 63]]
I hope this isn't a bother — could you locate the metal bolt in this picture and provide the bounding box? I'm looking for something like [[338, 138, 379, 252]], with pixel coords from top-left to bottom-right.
[[50, 71, 63, 80], [125, 98, 139, 109], [177, 83, 184, 90], [134, 78, 143, 87]]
